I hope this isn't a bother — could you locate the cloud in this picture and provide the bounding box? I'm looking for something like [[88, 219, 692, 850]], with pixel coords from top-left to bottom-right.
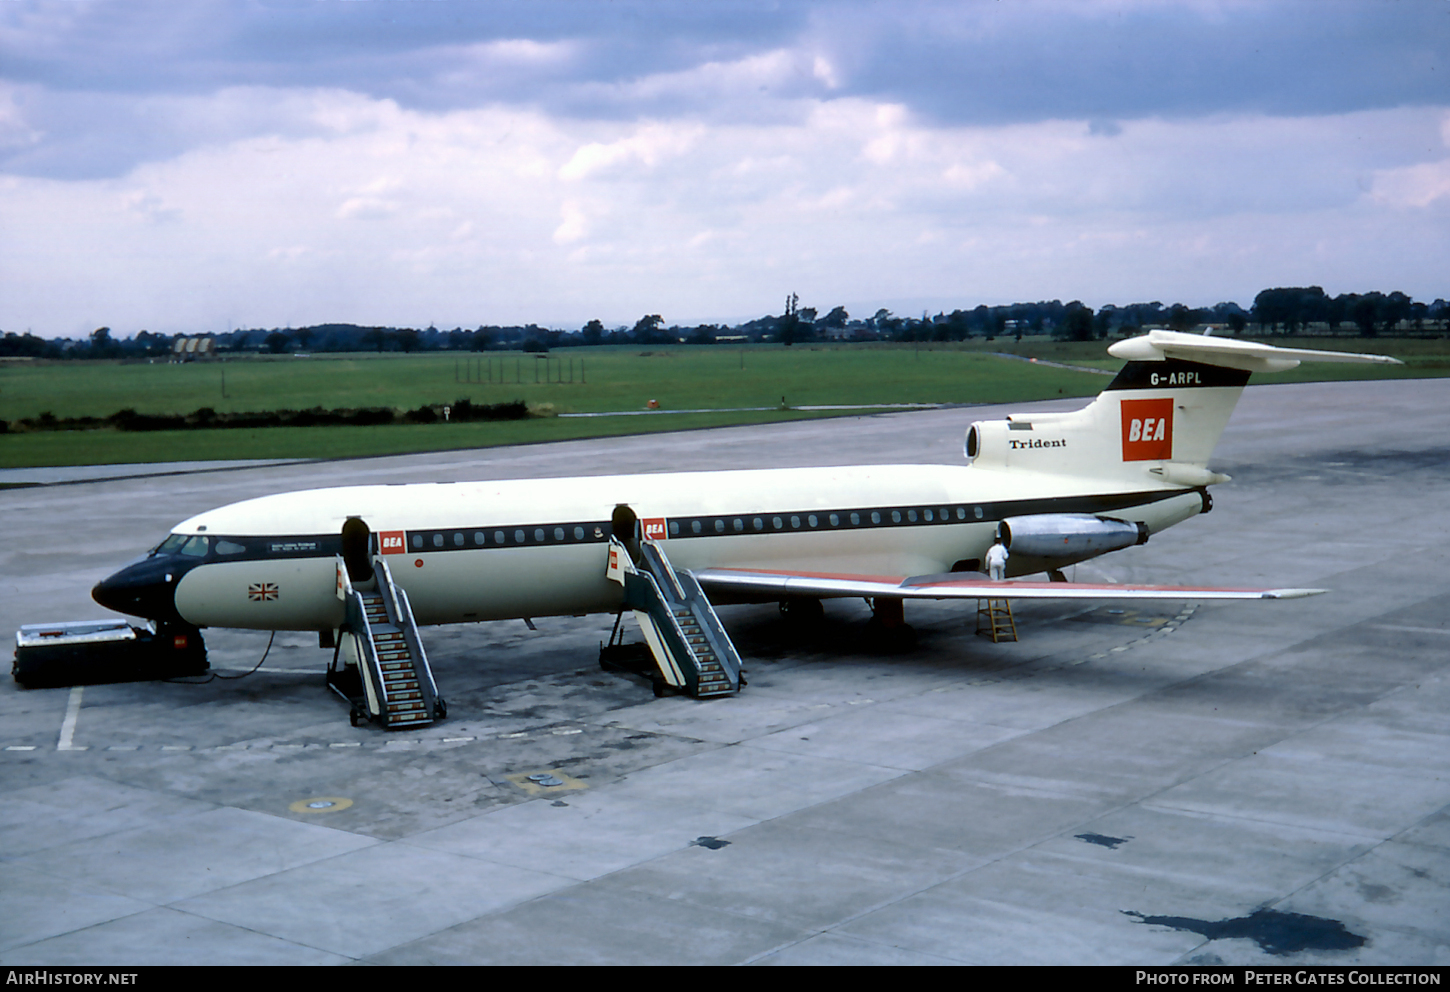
[[0, 3, 1446, 336], [559, 121, 704, 181], [1368, 111, 1450, 208], [336, 196, 399, 221], [4, 83, 1446, 337], [123, 189, 181, 224], [552, 199, 589, 244], [0, 83, 41, 149], [808, 1, 1450, 126], [1371, 160, 1450, 209], [4, 2, 1445, 181]]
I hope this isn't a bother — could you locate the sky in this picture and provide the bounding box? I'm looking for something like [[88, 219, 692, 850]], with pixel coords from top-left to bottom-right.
[[1, 0, 1447, 338]]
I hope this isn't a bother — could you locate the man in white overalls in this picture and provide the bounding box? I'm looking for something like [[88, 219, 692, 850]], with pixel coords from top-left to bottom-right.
[[985, 538, 1009, 581]]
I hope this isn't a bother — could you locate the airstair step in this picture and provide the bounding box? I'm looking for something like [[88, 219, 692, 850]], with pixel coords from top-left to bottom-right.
[[621, 537, 743, 700], [346, 556, 441, 730]]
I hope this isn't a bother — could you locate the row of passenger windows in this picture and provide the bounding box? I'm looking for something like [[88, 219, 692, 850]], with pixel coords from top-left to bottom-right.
[[410, 524, 606, 550], [406, 504, 990, 552], [150, 501, 996, 562], [668, 504, 985, 536]]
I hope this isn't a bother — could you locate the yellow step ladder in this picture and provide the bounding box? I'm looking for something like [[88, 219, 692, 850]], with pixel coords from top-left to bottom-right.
[[976, 598, 1018, 642]]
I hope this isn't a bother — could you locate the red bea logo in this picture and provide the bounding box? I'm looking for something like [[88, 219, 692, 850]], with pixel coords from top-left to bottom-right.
[[379, 531, 405, 554], [1121, 397, 1174, 461], [642, 518, 667, 540]]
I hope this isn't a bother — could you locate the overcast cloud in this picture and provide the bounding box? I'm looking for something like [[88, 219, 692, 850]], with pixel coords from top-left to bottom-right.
[[2, 0, 1446, 337]]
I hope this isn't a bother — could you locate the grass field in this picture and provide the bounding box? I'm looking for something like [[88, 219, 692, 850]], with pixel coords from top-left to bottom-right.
[[0, 344, 1108, 421], [2, 337, 1444, 469]]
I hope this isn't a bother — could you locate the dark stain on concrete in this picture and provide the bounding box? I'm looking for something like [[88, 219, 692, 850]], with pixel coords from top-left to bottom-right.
[[1077, 832, 1131, 849], [1125, 908, 1367, 955]]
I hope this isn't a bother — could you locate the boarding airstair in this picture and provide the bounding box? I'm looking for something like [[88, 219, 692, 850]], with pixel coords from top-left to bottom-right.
[[332, 555, 444, 728], [604, 537, 743, 698]]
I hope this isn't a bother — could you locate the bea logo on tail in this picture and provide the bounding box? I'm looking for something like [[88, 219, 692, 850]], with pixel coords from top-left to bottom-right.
[[1121, 397, 1174, 461]]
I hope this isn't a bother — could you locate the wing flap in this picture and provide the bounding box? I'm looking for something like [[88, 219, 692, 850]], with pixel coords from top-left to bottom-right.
[[693, 567, 1323, 602]]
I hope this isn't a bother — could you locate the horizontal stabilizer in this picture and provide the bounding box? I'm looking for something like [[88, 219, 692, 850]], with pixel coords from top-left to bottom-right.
[[1108, 330, 1403, 374], [694, 566, 1324, 602]]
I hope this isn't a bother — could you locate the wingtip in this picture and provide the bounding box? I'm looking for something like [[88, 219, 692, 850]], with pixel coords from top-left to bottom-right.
[[1262, 588, 1328, 599]]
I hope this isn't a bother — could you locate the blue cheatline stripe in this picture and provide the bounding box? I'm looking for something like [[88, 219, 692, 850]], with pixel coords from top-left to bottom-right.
[[185, 487, 1189, 563]]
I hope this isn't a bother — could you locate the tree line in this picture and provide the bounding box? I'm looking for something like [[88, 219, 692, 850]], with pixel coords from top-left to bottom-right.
[[3, 287, 1445, 360]]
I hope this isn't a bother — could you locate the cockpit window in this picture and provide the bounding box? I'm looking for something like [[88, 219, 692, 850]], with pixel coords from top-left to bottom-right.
[[215, 540, 246, 556], [154, 534, 188, 556], [179, 536, 210, 557]]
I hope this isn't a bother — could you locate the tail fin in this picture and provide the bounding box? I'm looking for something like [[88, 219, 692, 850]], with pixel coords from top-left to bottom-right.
[[966, 331, 1401, 487]]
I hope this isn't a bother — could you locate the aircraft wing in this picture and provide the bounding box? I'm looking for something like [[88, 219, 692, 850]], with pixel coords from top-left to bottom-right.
[[692, 567, 1324, 602]]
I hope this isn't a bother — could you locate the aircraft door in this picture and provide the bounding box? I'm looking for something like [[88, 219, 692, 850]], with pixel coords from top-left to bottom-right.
[[341, 516, 374, 583], [611, 504, 640, 563]]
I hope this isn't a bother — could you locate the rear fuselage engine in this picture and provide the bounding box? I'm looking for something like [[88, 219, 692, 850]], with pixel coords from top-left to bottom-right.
[[999, 513, 1149, 568]]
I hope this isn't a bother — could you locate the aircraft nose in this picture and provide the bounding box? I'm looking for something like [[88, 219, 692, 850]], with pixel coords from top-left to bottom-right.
[[92, 558, 185, 624]]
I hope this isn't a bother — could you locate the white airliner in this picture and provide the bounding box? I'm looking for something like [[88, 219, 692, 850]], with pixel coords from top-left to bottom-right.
[[91, 331, 1399, 720]]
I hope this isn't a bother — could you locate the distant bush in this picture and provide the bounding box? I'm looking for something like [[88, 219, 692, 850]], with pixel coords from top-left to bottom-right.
[[447, 399, 528, 422], [8, 400, 532, 433]]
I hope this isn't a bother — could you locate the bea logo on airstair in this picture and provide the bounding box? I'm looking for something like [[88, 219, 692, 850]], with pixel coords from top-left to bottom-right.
[[1120, 397, 1174, 461]]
